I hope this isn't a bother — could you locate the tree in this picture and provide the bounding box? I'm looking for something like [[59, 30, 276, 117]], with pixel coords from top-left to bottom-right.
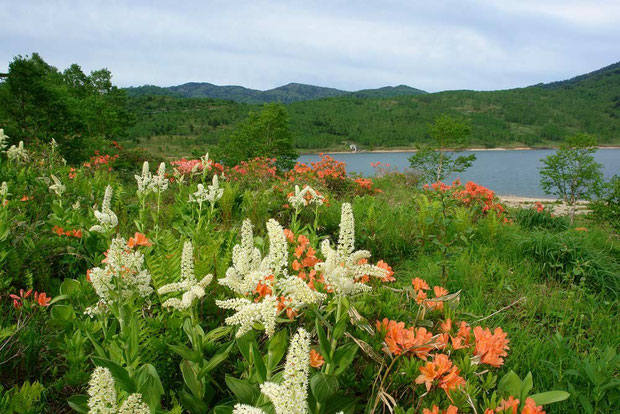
[[408, 115, 476, 183], [219, 103, 297, 169], [0, 54, 133, 162], [539, 133, 603, 223]]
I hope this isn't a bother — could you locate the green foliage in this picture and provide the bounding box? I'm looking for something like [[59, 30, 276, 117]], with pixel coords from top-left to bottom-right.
[[218, 103, 297, 169], [513, 207, 570, 232], [540, 134, 604, 222], [0, 53, 133, 162], [0, 381, 45, 414]]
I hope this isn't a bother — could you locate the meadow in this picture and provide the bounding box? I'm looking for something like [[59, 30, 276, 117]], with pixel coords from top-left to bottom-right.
[[0, 140, 618, 413]]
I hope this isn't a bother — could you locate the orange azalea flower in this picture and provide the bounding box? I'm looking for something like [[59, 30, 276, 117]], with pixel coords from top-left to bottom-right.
[[415, 354, 465, 395], [34, 292, 51, 307], [254, 275, 274, 300], [86, 269, 92, 282], [20, 195, 32, 202], [378, 319, 436, 359], [376, 260, 395, 282], [309, 349, 325, 368], [52, 225, 65, 236], [474, 326, 509, 367], [575, 227, 588, 232], [415, 289, 428, 304], [441, 318, 452, 333], [423, 406, 440, 414], [427, 286, 449, 311], [496, 396, 519, 414], [412, 277, 430, 291], [294, 244, 306, 259], [439, 366, 466, 394], [283, 228, 295, 243], [445, 406, 458, 414], [292, 260, 302, 271], [127, 232, 152, 248], [72, 229, 82, 238], [522, 397, 545, 414], [276, 296, 297, 319]]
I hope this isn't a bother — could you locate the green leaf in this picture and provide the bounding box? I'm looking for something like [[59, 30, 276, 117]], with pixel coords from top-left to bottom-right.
[[169, 343, 201, 364], [180, 389, 209, 414], [310, 373, 339, 402], [267, 329, 288, 371], [498, 370, 521, 399], [530, 391, 570, 405], [199, 342, 233, 378], [324, 393, 357, 413], [67, 395, 89, 413], [181, 360, 204, 398], [60, 278, 81, 295], [236, 331, 254, 363], [250, 341, 267, 382], [135, 363, 164, 409], [520, 371, 533, 402], [333, 343, 358, 375], [316, 318, 331, 364], [50, 304, 75, 322], [225, 375, 259, 404]]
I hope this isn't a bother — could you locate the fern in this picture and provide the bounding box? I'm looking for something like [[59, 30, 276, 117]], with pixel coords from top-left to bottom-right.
[[146, 230, 182, 290]]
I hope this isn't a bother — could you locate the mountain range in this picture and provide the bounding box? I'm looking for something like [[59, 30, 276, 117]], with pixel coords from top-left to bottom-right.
[[125, 82, 427, 103]]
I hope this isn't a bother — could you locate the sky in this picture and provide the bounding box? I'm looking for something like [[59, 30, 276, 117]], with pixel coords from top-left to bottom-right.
[[1, 0, 619, 92]]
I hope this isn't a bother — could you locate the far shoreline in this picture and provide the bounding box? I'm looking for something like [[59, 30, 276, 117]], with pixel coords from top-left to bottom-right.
[[299, 145, 620, 155]]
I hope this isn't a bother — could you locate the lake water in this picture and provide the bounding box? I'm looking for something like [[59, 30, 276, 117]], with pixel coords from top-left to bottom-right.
[[298, 149, 620, 197]]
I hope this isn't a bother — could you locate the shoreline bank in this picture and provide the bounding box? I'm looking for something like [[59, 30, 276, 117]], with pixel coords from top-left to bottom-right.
[[299, 145, 620, 155]]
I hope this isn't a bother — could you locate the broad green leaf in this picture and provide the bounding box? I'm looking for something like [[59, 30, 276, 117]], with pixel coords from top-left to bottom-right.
[[530, 391, 570, 405], [498, 370, 521, 399], [181, 360, 203, 398], [310, 373, 339, 402], [267, 329, 288, 371], [225, 375, 259, 404], [316, 318, 331, 364]]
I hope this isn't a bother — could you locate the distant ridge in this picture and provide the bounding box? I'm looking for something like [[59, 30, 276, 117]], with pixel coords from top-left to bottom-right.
[[125, 81, 427, 103]]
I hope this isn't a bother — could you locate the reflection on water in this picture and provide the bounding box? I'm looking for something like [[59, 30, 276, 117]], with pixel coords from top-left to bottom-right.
[[298, 149, 620, 197]]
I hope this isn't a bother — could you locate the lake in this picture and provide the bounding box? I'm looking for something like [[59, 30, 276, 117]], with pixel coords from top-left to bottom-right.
[[298, 149, 620, 197]]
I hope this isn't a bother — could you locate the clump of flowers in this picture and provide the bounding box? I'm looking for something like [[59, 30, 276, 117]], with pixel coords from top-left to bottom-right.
[[158, 241, 213, 310], [85, 236, 153, 315], [233, 328, 311, 414], [150, 162, 169, 193], [189, 174, 224, 213], [314, 203, 393, 295], [135, 161, 153, 194], [10, 289, 52, 309], [6, 141, 29, 163], [52, 225, 82, 238], [287, 184, 325, 210], [90, 185, 118, 233], [171, 153, 224, 177], [83, 151, 118, 170], [87, 367, 150, 414], [424, 180, 506, 216], [48, 174, 66, 198], [1, 181, 9, 205], [217, 219, 326, 337], [228, 157, 277, 182], [0, 128, 8, 151]]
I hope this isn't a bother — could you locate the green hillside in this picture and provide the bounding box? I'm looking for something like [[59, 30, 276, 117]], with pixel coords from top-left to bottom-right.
[[125, 62, 620, 156]]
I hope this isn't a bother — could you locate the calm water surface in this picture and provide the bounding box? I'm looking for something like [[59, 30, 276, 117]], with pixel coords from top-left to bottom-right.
[[298, 149, 620, 197]]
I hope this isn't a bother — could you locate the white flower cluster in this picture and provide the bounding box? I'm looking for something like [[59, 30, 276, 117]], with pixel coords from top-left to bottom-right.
[[90, 185, 118, 233], [158, 240, 213, 310], [0, 181, 8, 200], [216, 295, 278, 338], [260, 327, 311, 414], [288, 185, 325, 210], [6, 141, 29, 163], [0, 128, 8, 151], [86, 237, 153, 311], [315, 203, 389, 295], [87, 367, 149, 414], [233, 404, 267, 414], [189, 174, 224, 207], [49, 174, 66, 197], [218, 219, 325, 337], [150, 162, 169, 193], [135, 161, 152, 194]]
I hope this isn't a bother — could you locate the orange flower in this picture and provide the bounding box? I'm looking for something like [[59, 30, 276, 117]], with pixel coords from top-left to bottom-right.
[[415, 289, 428, 304], [52, 225, 65, 236], [34, 292, 51, 307], [522, 397, 545, 414], [294, 244, 306, 259], [445, 407, 458, 414], [427, 286, 449, 310], [441, 318, 452, 333], [496, 396, 520, 414], [415, 354, 465, 395], [377, 260, 395, 282], [20, 195, 32, 202], [474, 326, 509, 367], [412, 277, 430, 291], [575, 227, 588, 232], [283, 228, 295, 243], [127, 232, 152, 248], [423, 406, 440, 414], [254, 275, 274, 300], [309, 349, 325, 368], [276, 296, 297, 319], [72, 229, 82, 238]]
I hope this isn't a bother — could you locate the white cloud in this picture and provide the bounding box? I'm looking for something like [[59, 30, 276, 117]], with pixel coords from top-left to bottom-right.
[[0, 0, 618, 92]]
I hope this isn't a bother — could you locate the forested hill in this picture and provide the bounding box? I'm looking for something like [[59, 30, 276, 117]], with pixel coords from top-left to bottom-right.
[[126, 61, 620, 156], [125, 82, 427, 103]]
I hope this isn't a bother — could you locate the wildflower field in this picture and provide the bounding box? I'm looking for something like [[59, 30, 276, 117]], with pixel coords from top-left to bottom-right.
[[0, 137, 618, 414]]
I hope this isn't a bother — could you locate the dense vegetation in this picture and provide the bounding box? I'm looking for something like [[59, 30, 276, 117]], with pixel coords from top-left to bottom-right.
[[0, 139, 618, 413], [124, 62, 620, 156]]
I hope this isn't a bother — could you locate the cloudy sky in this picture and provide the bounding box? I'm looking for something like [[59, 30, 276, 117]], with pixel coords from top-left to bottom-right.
[[1, 0, 619, 92]]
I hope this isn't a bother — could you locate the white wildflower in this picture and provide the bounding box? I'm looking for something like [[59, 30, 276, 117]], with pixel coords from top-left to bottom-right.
[[87, 367, 117, 414], [215, 295, 278, 338], [72, 200, 81, 210], [0, 129, 8, 151], [288, 185, 325, 210], [261, 219, 288, 277], [88, 237, 153, 305], [314, 203, 388, 295], [277, 276, 326, 309], [135, 161, 152, 194], [189, 174, 223, 207], [149, 162, 169, 193], [90, 185, 118, 233], [118, 393, 150, 414], [158, 241, 213, 310], [50, 138, 59, 150], [6, 141, 29, 163], [233, 404, 266, 414], [260, 328, 311, 414], [0, 181, 8, 200], [49, 174, 66, 197], [219, 220, 263, 295]]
